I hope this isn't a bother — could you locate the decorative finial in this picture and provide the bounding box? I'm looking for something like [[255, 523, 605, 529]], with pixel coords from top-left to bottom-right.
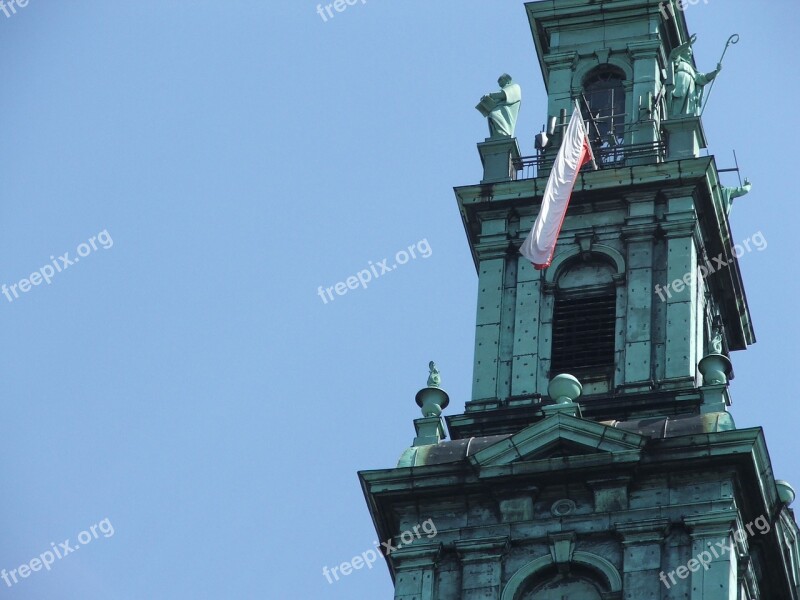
[[427, 361, 442, 388], [548, 374, 583, 405], [415, 361, 450, 418], [542, 374, 583, 418], [698, 353, 733, 386], [777, 480, 796, 506]]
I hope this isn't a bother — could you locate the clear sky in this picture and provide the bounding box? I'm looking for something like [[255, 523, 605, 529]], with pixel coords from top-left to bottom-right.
[[0, 1, 798, 598]]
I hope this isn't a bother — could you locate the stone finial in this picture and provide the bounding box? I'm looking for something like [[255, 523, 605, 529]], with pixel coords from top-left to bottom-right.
[[777, 480, 796, 506], [698, 353, 733, 386], [548, 374, 583, 404], [543, 374, 583, 418], [416, 361, 450, 418]]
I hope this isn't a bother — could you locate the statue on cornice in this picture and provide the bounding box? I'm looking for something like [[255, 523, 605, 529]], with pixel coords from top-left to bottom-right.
[[476, 74, 522, 139], [721, 178, 751, 215], [669, 35, 722, 117]]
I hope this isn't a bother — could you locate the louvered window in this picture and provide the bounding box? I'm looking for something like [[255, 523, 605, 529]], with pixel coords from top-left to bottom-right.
[[551, 291, 616, 375]]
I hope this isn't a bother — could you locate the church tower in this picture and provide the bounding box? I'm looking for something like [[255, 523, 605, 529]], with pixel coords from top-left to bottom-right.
[[359, 1, 800, 598]]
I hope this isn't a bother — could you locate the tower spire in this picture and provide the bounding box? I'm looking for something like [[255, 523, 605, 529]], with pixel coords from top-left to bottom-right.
[[360, 2, 799, 598]]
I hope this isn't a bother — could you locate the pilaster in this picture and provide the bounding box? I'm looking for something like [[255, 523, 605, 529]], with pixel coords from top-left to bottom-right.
[[627, 40, 663, 151], [683, 512, 739, 600], [660, 215, 700, 387], [616, 519, 670, 598], [455, 537, 510, 600], [392, 543, 442, 600], [621, 205, 658, 389]]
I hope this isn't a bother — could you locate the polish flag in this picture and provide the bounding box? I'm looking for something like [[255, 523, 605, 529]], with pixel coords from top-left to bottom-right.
[[520, 103, 596, 269]]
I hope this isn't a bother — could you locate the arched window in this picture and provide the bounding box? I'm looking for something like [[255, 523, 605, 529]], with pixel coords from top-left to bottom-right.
[[522, 574, 603, 600], [551, 259, 617, 388], [501, 552, 623, 599], [583, 68, 626, 146]]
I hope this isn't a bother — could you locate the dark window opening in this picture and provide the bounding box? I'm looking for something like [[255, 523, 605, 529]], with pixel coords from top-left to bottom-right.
[[583, 69, 626, 148], [551, 291, 616, 376]]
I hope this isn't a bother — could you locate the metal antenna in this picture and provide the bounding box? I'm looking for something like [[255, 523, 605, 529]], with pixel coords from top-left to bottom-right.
[[717, 150, 742, 185]]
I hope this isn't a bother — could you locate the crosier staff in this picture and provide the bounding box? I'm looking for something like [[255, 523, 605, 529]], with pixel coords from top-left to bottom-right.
[[700, 34, 740, 116]]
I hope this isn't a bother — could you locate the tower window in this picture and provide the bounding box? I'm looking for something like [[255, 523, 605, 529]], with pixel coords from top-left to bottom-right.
[[551, 291, 616, 375], [549, 258, 617, 384], [523, 575, 603, 600], [583, 68, 626, 147]]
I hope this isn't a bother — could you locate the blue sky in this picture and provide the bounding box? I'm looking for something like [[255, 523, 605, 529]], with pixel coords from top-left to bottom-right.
[[0, 1, 798, 598]]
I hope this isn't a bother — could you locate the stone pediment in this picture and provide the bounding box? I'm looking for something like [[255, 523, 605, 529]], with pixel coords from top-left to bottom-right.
[[468, 413, 647, 470]]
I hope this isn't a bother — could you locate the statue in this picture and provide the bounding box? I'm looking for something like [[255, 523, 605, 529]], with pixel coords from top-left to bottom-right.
[[476, 74, 522, 139], [721, 178, 751, 215], [669, 35, 722, 117], [427, 361, 441, 388], [710, 326, 724, 355]]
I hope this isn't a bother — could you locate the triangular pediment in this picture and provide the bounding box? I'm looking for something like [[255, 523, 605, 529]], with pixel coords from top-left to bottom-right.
[[469, 413, 647, 468]]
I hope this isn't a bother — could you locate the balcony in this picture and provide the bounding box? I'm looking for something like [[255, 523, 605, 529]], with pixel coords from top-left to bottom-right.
[[512, 140, 667, 181]]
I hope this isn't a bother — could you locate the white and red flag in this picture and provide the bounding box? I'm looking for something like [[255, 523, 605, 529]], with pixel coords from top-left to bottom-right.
[[520, 102, 596, 269]]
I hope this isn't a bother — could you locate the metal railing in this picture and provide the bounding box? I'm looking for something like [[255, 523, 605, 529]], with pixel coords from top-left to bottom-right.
[[513, 140, 667, 180]]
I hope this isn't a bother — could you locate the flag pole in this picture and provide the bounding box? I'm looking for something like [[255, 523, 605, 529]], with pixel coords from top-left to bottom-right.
[[575, 100, 598, 171]]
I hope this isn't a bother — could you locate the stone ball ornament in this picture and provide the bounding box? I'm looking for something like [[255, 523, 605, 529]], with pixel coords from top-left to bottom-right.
[[548, 374, 583, 404]]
